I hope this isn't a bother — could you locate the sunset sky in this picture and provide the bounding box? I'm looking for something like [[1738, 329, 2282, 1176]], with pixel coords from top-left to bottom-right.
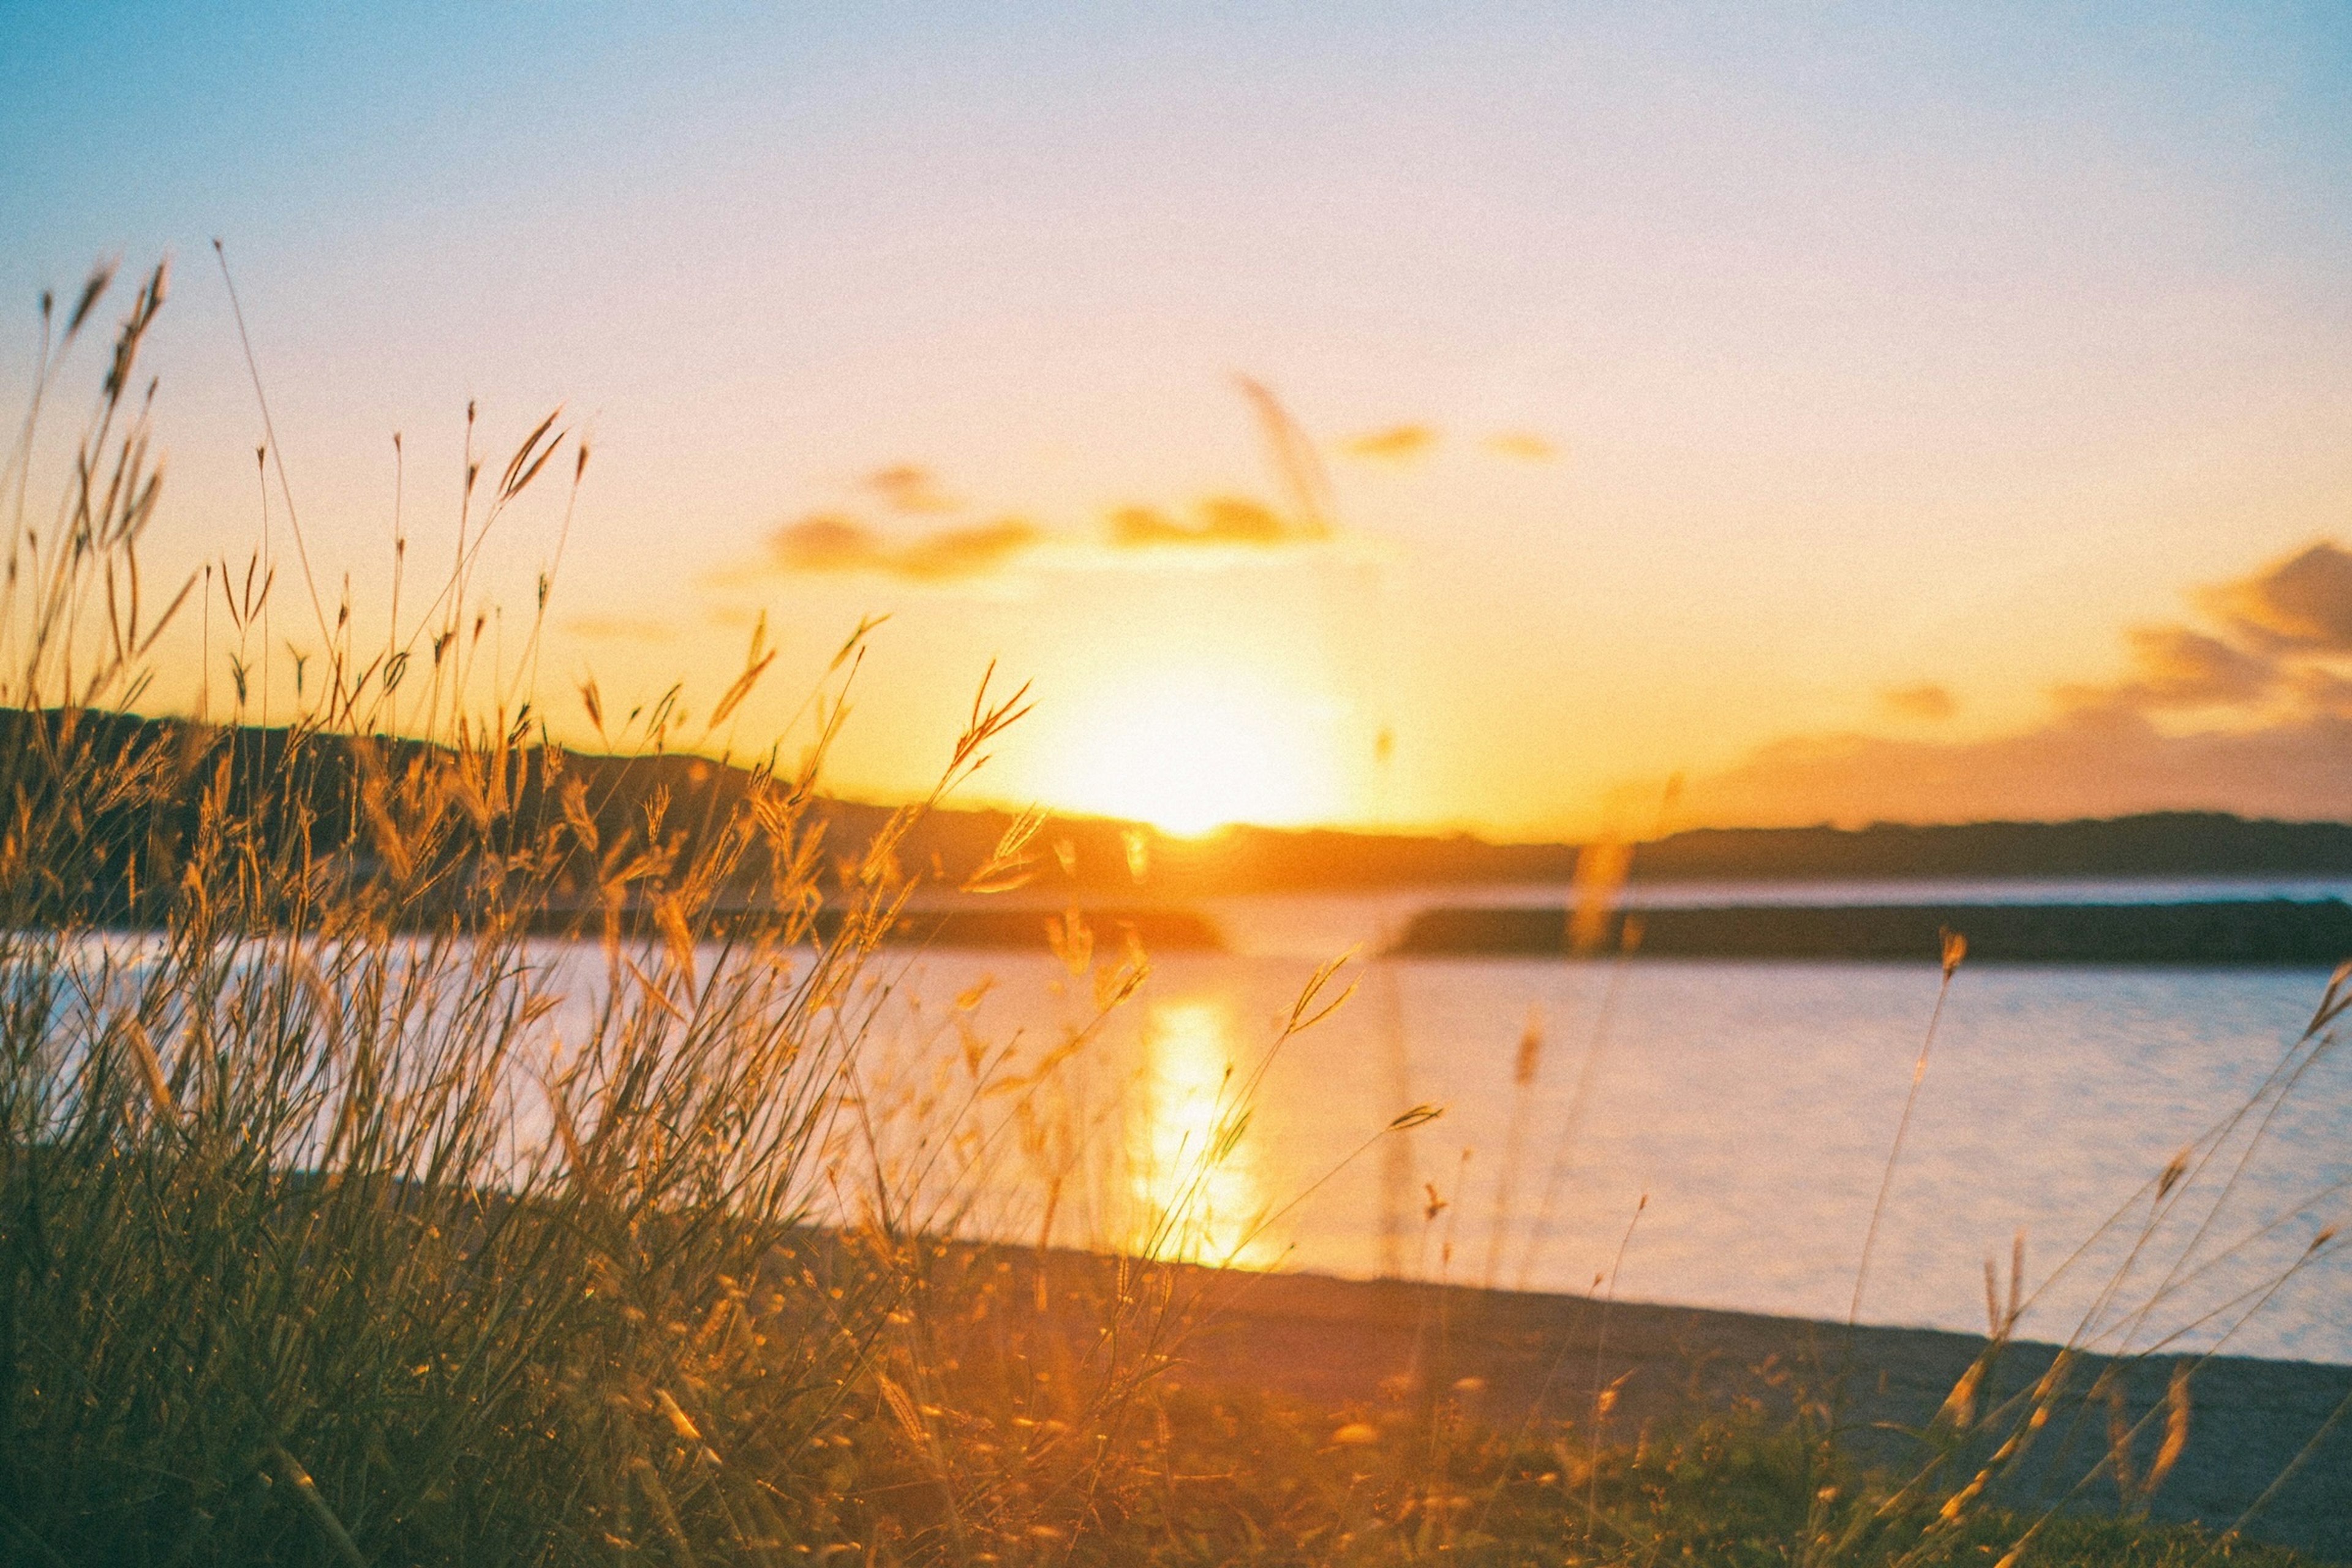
[[8, 3, 2352, 838]]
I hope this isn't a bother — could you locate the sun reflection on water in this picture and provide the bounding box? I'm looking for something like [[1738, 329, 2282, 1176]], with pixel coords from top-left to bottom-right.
[[1127, 997, 1273, 1266]]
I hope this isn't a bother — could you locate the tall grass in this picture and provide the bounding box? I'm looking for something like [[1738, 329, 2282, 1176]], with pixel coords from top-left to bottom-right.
[[0, 284, 873, 1562], [0, 261, 1286, 1565]]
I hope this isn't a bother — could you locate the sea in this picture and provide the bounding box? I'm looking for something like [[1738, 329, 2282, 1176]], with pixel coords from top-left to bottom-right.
[[844, 876, 2352, 1365]]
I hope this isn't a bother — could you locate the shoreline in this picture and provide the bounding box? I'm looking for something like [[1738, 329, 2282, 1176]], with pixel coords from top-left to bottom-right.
[[1049, 1259, 2352, 1556]]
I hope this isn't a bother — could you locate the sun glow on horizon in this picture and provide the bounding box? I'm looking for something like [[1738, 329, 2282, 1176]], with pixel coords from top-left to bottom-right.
[[1041, 668, 1346, 835]]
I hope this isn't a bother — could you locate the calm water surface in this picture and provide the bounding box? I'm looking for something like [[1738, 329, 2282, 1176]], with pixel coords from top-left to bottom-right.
[[859, 888, 2352, 1365]]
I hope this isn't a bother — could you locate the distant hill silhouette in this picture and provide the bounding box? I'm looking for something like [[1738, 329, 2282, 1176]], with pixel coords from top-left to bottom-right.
[[1620, 814, 2352, 883], [1138, 813, 2352, 891], [11, 712, 2352, 918]]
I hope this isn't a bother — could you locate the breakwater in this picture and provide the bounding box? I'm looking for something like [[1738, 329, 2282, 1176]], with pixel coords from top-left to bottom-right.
[[1393, 899, 2352, 965], [522, 900, 1225, 951], [885, 905, 1223, 950]]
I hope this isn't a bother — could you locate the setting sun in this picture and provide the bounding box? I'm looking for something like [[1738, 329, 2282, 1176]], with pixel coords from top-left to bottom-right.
[[1042, 668, 1346, 835]]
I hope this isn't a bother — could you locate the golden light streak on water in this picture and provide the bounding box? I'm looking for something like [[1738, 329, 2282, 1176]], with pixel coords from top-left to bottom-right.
[[1126, 997, 1273, 1265]]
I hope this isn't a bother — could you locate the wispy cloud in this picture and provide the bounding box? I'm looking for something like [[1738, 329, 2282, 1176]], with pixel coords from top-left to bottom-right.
[[2057, 625, 2274, 712], [713, 487, 1339, 590], [1334, 424, 1561, 465], [1485, 431, 1558, 462], [700, 382, 1357, 590], [766, 512, 1044, 582], [1685, 539, 2352, 825], [1104, 497, 1315, 550], [1684, 707, 2352, 826], [2204, 541, 2352, 652], [1341, 424, 1438, 463], [1880, 682, 1958, 722], [864, 463, 959, 514]]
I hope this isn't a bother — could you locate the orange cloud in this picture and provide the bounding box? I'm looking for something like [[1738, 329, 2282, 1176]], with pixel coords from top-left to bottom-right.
[[1683, 707, 2352, 827], [2206, 541, 2352, 651], [1684, 538, 2352, 826], [2288, 666, 2352, 715], [1880, 682, 1958, 722], [766, 512, 1042, 581], [771, 513, 875, 573], [865, 464, 958, 514], [1105, 497, 1311, 550], [1341, 424, 1438, 462], [895, 519, 1042, 579], [716, 380, 1352, 592], [1485, 431, 1558, 461], [722, 488, 1333, 592], [2057, 625, 2274, 712]]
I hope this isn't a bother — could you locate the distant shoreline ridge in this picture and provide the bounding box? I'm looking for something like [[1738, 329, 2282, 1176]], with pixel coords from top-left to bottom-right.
[[15, 711, 2352, 902]]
